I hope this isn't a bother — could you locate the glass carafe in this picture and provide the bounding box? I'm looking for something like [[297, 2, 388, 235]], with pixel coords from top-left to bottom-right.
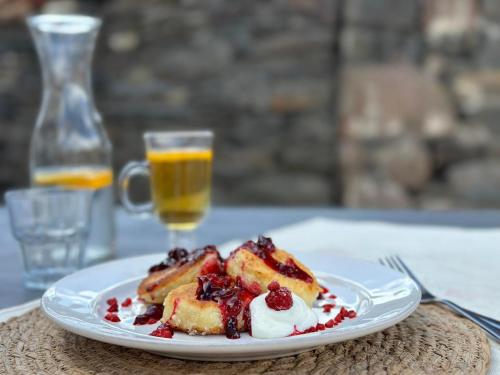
[[27, 15, 115, 265]]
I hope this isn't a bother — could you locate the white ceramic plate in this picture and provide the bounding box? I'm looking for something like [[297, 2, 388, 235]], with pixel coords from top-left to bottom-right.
[[41, 253, 421, 361]]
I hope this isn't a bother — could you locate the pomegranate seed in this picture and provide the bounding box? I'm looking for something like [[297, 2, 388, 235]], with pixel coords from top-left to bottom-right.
[[107, 304, 118, 313], [104, 313, 120, 322], [106, 298, 118, 306], [121, 298, 132, 307], [322, 303, 335, 313], [329, 294, 337, 299], [325, 319, 335, 328], [317, 323, 325, 331], [348, 310, 357, 318]]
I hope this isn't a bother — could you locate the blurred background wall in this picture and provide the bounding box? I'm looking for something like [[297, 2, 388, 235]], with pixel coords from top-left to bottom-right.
[[1, 0, 500, 208]]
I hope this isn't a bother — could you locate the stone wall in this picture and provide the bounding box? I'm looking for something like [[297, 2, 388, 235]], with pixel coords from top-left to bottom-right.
[[340, 0, 500, 208], [1, 0, 500, 208]]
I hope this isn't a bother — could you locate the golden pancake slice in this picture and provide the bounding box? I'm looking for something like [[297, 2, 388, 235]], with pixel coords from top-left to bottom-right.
[[138, 246, 223, 304], [162, 274, 255, 338], [225, 236, 321, 306]]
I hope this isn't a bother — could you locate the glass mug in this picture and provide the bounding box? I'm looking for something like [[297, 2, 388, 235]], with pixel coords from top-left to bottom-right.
[[119, 131, 213, 249]]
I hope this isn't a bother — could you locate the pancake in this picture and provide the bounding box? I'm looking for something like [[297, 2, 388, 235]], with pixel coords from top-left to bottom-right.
[[161, 274, 254, 338], [138, 246, 223, 304], [225, 236, 321, 306]]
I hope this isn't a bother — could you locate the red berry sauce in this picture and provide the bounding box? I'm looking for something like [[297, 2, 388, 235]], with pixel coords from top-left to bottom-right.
[[290, 306, 357, 336], [232, 236, 313, 283], [150, 323, 174, 338], [148, 245, 222, 274], [104, 313, 121, 323], [196, 273, 256, 339], [133, 304, 164, 325], [265, 281, 293, 311], [121, 297, 132, 307], [322, 303, 335, 313]]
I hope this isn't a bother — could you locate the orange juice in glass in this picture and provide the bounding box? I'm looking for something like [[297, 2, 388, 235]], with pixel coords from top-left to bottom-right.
[[119, 131, 213, 249]]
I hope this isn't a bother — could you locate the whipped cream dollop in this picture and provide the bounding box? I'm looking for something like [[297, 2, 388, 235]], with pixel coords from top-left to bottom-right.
[[249, 291, 318, 339]]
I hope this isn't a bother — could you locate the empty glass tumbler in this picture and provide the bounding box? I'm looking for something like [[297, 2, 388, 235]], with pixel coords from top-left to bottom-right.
[[5, 188, 92, 290]]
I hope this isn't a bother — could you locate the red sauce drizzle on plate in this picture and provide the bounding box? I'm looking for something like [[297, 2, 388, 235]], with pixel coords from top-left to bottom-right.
[[150, 322, 174, 338], [290, 307, 357, 336]]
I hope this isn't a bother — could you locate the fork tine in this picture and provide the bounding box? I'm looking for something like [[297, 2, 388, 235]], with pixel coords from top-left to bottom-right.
[[378, 258, 386, 266], [394, 256, 418, 279], [393, 255, 426, 291], [384, 256, 398, 271], [388, 255, 405, 273]]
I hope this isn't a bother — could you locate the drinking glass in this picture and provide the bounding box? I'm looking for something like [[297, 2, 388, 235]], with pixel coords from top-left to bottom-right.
[[5, 187, 92, 290], [119, 131, 213, 249]]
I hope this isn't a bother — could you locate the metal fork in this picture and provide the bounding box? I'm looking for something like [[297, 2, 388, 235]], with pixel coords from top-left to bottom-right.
[[379, 255, 500, 341]]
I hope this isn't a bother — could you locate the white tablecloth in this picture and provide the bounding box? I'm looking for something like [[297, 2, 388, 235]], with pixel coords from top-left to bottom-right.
[[2, 218, 498, 373]]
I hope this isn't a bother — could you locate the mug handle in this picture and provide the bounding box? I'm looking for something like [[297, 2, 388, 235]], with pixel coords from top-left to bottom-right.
[[118, 161, 154, 217]]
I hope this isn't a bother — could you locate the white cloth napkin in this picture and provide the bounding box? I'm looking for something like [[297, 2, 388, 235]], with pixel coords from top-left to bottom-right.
[[222, 217, 499, 319], [220, 217, 499, 373]]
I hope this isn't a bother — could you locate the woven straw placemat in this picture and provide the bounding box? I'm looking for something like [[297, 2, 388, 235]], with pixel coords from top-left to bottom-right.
[[0, 305, 490, 375]]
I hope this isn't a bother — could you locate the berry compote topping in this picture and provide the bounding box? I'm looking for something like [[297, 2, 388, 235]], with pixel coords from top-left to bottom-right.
[[322, 303, 335, 313], [133, 304, 164, 325], [265, 281, 293, 311], [235, 236, 313, 283], [150, 322, 174, 338], [148, 245, 221, 274], [196, 273, 256, 339]]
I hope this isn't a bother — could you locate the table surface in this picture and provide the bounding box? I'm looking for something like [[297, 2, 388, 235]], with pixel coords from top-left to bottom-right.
[[1, 206, 500, 309]]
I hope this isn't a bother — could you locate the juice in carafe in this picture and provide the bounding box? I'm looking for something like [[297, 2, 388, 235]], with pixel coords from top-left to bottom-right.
[[33, 166, 115, 264]]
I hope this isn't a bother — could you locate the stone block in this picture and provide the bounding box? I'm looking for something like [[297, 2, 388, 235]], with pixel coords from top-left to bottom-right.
[[424, 0, 480, 54], [234, 173, 331, 205], [251, 30, 331, 58], [452, 70, 500, 117], [482, 0, 500, 22], [343, 175, 412, 208], [344, 0, 419, 30], [373, 137, 432, 192], [341, 64, 454, 141], [448, 159, 500, 206]]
